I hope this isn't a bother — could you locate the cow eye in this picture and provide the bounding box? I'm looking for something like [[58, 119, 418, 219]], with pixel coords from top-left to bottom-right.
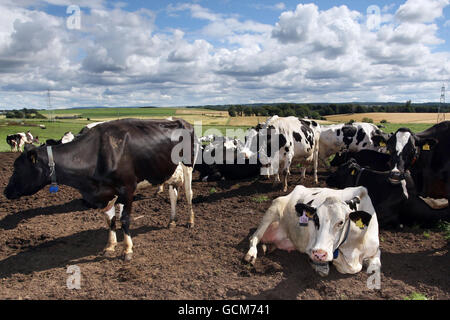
[[336, 221, 344, 227]]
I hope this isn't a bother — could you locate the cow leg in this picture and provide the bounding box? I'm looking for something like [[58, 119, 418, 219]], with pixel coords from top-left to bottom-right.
[[182, 164, 195, 228], [168, 185, 178, 229], [118, 190, 134, 261], [102, 197, 118, 256], [243, 203, 279, 266], [313, 146, 319, 184]]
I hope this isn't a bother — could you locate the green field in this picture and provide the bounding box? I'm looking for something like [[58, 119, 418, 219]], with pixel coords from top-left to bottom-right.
[[0, 107, 435, 152]]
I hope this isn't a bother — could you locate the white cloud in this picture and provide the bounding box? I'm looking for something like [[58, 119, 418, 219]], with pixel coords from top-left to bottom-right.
[[396, 0, 450, 23], [0, 1, 449, 108]]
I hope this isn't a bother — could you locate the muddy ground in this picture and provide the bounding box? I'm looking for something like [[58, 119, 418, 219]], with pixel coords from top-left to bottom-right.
[[0, 152, 448, 300]]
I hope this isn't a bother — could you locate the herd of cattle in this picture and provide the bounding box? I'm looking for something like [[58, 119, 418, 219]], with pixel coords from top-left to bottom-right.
[[3, 116, 450, 279]]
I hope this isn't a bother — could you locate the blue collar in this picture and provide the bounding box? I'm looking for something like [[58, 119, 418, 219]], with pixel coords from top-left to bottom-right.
[[47, 146, 59, 193]]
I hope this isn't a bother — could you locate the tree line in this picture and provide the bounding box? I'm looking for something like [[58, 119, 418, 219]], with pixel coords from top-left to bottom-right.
[[3, 108, 47, 119], [223, 101, 450, 119]]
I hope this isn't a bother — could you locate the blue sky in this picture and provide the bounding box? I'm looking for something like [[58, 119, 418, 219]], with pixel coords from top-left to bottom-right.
[[0, 0, 449, 108]]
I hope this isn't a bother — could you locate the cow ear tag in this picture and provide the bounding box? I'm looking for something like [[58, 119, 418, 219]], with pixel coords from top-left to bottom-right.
[[299, 211, 309, 227], [354, 218, 365, 229], [351, 169, 356, 176], [379, 142, 386, 147], [422, 144, 430, 151]]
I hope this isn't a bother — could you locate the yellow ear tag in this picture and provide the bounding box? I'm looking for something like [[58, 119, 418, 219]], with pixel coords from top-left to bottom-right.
[[355, 218, 365, 229], [305, 211, 314, 218], [379, 142, 386, 147], [31, 155, 36, 164], [351, 169, 356, 176], [422, 144, 430, 151]]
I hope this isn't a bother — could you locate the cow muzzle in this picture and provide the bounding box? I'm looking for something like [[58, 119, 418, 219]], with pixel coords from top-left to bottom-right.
[[311, 249, 328, 262], [388, 171, 405, 184]]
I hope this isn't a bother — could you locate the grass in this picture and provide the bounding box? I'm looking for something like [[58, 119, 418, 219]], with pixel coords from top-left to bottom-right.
[[0, 107, 440, 153], [209, 187, 217, 194], [253, 195, 269, 203], [403, 292, 428, 300], [437, 221, 450, 241]]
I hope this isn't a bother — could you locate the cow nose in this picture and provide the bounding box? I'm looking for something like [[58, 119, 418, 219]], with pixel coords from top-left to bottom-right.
[[312, 249, 328, 262], [389, 171, 403, 183]]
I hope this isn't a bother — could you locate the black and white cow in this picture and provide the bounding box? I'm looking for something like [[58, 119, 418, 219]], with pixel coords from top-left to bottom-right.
[[373, 121, 450, 206], [4, 118, 198, 261], [195, 135, 261, 181], [45, 132, 75, 146], [319, 123, 388, 164], [6, 131, 39, 152], [330, 149, 391, 171], [243, 185, 381, 277], [241, 116, 321, 192], [327, 159, 449, 228]]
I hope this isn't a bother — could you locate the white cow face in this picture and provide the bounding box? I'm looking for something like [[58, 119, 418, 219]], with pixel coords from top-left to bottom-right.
[[296, 197, 373, 263]]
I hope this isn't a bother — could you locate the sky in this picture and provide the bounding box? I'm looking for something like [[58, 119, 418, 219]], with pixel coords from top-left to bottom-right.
[[0, 0, 449, 109]]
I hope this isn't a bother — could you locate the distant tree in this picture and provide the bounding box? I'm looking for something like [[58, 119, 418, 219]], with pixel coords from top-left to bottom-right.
[[228, 106, 237, 117], [243, 107, 253, 116], [362, 117, 373, 123]]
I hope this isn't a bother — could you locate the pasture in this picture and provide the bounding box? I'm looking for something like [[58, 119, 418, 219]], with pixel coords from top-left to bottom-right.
[[0, 109, 440, 152], [0, 152, 448, 299]]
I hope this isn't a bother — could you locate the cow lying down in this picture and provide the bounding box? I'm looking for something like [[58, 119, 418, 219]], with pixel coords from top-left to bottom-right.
[[244, 185, 381, 277]]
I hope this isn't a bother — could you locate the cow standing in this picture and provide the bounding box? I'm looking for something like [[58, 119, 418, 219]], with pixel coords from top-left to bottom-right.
[[242, 116, 321, 192], [243, 185, 381, 277], [319, 122, 388, 164], [6, 131, 39, 152], [4, 118, 199, 261]]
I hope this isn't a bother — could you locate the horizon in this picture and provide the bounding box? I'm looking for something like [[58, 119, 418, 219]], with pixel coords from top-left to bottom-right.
[[0, 0, 449, 109]]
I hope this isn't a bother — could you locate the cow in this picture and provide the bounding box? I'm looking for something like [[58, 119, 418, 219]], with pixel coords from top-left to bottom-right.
[[45, 132, 75, 146], [330, 149, 391, 171], [195, 136, 260, 181], [319, 122, 388, 165], [372, 121, 450, 206], [243, 185, 381, 277], [4, 118, 199, 261], [326, 159, 449, 228], [6, 131, 39, 152], [241, 116, 321, 192]]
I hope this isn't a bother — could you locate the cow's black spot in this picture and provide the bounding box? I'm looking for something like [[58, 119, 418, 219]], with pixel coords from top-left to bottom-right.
[[293, 132, 302, 142], [279, 134, 287, 148], [342, 125, 357, 148], [356, 128, 366, 146], [336, 129, 341, 137], [285, 147, 289, 152], [363, 142, 367, 147]]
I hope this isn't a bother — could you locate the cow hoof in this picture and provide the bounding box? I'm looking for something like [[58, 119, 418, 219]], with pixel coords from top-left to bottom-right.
[[243, 253, 256, 266], [103, 249, 115, 257], [124, 253, 133, 262], [168, 221, 176, 229]]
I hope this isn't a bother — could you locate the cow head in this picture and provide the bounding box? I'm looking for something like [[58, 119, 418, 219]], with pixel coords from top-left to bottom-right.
[[326, 159, 361, 188], [373, 128, 437, 184], [4, 145, 50, 199], [295, 190, 373, 264]]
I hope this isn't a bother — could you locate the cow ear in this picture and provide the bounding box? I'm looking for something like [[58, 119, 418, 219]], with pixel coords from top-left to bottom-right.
[[295, 202, 316, 217], [349, 211, 372, 229], [26, 149, 38, 164], [415, 138, 438, 151], [372, 135, 387, 147], [345, 196, 360, 211]]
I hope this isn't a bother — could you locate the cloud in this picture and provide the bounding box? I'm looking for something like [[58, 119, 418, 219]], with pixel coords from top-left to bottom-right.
[[395, 0, 450, 23], [0, 1, 449, 108]]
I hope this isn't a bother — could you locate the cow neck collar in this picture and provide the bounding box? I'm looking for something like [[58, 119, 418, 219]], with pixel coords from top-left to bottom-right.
[[46, 146, 59, 193], [354, 167, 365, 186], [333, 217, 351, 259]]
